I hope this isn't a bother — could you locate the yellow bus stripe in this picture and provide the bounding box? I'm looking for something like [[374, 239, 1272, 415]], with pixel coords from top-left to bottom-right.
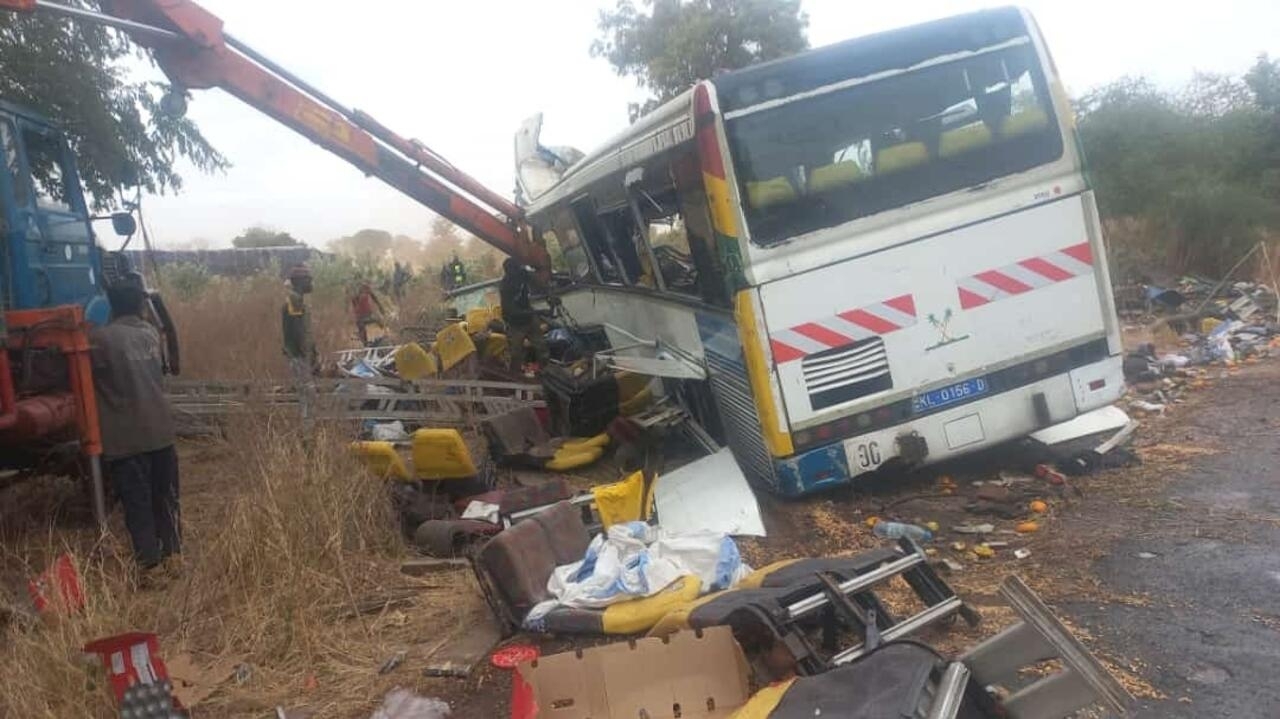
[[735, 289, 794, 457]]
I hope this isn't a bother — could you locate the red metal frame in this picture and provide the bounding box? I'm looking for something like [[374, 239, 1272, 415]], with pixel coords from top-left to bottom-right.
[[1, 305, 102, 457], [94, 0, 548, 270]]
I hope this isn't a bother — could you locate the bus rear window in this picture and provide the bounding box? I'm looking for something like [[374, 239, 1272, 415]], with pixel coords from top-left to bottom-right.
[[725, 41, 1063, 246]]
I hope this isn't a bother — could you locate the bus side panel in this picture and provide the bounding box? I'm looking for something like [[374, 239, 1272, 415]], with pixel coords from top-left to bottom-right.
[[759, 193, 1109, 429]]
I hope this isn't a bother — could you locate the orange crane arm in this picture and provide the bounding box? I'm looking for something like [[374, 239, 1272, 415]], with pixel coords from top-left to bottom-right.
[[4, 0, 547, 270]]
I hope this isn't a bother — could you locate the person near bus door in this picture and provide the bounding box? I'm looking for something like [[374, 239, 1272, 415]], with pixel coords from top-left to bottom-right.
[[282, 264, 319, 423], [90, 274, 181, 573], [500, 257, 548, 374], [350, 280, 387, 345]]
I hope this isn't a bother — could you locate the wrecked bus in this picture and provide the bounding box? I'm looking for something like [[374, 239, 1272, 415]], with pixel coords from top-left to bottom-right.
[[518, 6, 1123, 496]]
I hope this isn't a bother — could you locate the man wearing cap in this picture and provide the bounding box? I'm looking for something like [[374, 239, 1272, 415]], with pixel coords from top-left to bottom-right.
[[90, 275, 180, 572], [282, 264, 319, 422]]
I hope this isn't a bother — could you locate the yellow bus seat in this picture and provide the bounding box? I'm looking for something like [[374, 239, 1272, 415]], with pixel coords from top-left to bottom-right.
[[393, 342, 437, 380], [875, 141, 929, 174], [592, 469, 655, 529], [598, 575, 702, 635], [1000, 107, 1050, 137], [562, 432, 610, 451], [809, 160, 865, 193], [938, 122, 993, 158], [480, 332, 508, 362], [544, 443, 604, 472], [434, 321, 476, 372], [465, 306, 493, 330], [350, 441, 411, 481], [411, 428, 478, 479], [745, 176, 798, 209]]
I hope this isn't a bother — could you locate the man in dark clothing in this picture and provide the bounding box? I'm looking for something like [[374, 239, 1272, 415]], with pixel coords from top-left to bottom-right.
[[499, 257, 548, 374], [282, 264, 318, 423], [90, 276, 180, 570]]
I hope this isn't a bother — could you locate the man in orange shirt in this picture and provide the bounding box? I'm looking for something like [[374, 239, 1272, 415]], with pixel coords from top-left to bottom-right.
[[351, 280, 387, 345]]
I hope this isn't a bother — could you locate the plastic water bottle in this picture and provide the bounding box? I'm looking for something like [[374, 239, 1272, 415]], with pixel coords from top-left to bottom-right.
[[873, 521, 933, 543]]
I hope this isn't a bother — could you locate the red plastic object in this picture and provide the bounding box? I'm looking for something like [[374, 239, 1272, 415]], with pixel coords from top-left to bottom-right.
[[509, 669, 537, 719], [490, 643, 540, 669], [27, 553, 85, 614], [83, 632, 174, 706]]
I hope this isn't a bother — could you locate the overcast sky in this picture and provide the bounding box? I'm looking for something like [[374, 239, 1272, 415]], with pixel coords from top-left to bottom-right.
[[132, 0, 1280, 250]]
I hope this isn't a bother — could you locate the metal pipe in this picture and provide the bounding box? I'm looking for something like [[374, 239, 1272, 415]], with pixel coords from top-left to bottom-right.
[[925, 663, 971, 719], [223, 33, 520, 221], [34, 0, 181, 42], [89, 454, 107, 530], [224, 33, 354, 118], [832, 597, 962, 665], [786, 552, 923, 619]]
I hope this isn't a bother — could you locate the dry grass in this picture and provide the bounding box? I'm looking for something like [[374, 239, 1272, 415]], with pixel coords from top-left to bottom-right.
[[164, 273, 447, 381], [0, 413, 480, 718]]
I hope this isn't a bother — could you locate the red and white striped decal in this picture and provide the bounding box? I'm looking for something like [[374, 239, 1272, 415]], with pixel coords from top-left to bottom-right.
[[770, 294, 917, 364], [957, 242, 1094, 310]]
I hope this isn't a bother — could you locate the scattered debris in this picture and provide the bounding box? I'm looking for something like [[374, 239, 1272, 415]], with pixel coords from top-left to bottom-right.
[[1015, 521, 1041, 534], [871, 520, 933, 542], [26, 553, 84, 615], [423, 616, 502, 678], [1136, 552, 1159, 560], [973, 544, 996, 559], [1014, 548, 1032, 560], [165, 652, 242, 709], [378, 651, 407, 675], [489, 643, 540, 669], [511, 626, 748, 719], [653, 448, 766, 537], [399, 558, 469, 576], [370, 689, 451, 719], [953, 523, 995, 534], [1029, 500, 1048, 514]]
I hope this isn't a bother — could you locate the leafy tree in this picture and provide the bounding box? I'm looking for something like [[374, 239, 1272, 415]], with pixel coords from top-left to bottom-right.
[[1077, 64, 1280, 276], [232, 225, 299, 249], [0, 1, 227, 208], [592, 0, 808, 119], [327, 228, 393, 264]]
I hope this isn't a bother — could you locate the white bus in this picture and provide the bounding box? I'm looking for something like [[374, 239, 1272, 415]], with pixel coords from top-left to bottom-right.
[[518, 6, 1123, 496]]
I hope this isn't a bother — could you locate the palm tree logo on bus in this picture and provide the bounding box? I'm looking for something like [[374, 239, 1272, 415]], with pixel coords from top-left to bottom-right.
[[925, 307, 970, 351]]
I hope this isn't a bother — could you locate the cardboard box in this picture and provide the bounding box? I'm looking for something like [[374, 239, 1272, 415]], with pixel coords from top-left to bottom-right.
[[513, 627, 750, 719]]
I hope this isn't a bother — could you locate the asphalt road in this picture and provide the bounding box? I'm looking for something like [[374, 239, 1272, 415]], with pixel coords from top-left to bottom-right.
[[1062, 362, 1280, 717]]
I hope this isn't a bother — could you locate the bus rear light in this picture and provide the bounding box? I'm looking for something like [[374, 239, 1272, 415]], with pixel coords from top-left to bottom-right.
[[1088, 378, 1106, 391], [815, 425, 834, 441]]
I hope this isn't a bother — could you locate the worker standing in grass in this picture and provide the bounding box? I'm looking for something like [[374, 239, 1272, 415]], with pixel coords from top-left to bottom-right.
[[282, 264, 319, 423], [500, 257, 548, 375], [350, 280, 388, 346], [90, 274, 180, 573]]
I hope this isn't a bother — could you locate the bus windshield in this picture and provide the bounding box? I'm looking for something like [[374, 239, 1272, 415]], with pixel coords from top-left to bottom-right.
[[725, 40, 1063, 246]]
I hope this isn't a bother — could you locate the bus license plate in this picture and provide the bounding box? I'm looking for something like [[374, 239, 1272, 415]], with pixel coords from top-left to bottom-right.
[[844, 428, 899, 478], [913, 378, 989, 414]]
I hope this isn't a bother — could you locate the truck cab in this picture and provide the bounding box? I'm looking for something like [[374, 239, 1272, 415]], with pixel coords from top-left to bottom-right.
[[0, 99, 111, 324]]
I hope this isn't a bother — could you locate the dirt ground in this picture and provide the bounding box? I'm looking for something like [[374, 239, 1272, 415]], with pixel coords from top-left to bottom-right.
[[2, 359, 1276, 717]]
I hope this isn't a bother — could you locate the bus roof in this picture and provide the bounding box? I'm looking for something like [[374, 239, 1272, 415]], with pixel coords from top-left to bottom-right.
[[521, 6, 1033, 219], [712, 7, 1029, 114]]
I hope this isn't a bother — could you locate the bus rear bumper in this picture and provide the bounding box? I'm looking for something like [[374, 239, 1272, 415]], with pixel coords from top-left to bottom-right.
[[772, 355, 1124, 496]]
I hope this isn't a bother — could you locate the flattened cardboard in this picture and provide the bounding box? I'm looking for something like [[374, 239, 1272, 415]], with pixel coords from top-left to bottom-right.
[[517, 627, 749, 719]]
